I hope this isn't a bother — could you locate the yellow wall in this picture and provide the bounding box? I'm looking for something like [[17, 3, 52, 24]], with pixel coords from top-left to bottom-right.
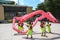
[[26, 7, 32, 13], [0, 5, 32, 20], [0, 5, 4, 20]]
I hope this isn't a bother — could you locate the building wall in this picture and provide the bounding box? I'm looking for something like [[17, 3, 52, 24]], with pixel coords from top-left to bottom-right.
[[0, 5, 4, 20], [0, 5, 32, 20], [26, 7, 32, 13]]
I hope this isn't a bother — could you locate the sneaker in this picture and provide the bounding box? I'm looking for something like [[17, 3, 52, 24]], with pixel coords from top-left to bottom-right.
[[26, 37, 28, 39], [41, 35, 43, 36], [49, 32, 52, 33], [43, 35, 47, 37], [31, 37, 33, 38]]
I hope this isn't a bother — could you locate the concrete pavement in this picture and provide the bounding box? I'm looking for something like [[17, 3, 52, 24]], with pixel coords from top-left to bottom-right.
[[0, 22, 60, 40]]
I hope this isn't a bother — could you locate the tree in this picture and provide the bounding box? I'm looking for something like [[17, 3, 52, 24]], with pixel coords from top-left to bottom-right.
[[36, 0, 60, 20], [36, 3, 45, 10]]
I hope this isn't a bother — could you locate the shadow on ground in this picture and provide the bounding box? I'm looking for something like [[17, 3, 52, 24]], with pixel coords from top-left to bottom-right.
[[22, 32, 60, 40], [14, 33, 26, 36]]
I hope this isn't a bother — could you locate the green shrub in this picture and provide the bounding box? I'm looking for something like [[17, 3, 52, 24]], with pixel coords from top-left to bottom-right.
[[7, 19, 12, 23]]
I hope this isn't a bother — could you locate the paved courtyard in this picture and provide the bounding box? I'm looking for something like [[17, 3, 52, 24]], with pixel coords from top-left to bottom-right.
[[0, 22, 60, 40]]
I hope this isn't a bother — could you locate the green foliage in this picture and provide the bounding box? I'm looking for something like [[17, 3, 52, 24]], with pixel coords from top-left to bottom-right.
[[36, 3, 44, 10], [36, 0, 60, 20], [7, 19, 12, 23]]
